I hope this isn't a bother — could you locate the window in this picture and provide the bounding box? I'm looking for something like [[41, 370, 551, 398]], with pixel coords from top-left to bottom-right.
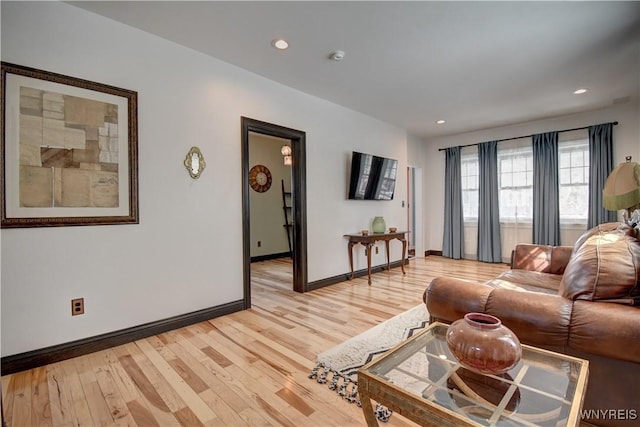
[[498, 146, 533, 222], [559, 139, 589, 223], [461, 153, 478, 220], [460, 134, 590, 225]]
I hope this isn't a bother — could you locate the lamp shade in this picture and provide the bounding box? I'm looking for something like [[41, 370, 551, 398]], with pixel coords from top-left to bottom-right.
[[603, 161, 640, 211]]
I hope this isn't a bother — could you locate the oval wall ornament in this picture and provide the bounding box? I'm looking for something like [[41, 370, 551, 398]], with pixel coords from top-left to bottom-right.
[[184, 146, 206, 179]]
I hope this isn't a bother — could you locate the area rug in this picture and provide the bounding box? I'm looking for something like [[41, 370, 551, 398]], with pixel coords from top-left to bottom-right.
[[308, 304, 429, 421]]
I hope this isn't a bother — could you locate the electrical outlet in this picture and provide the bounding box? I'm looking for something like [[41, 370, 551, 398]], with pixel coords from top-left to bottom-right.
[[257, 241, 262, 247], [71, 298, 85, 316]]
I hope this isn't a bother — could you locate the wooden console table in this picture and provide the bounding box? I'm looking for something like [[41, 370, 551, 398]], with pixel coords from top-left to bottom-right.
[[344, 231, 407, 285]]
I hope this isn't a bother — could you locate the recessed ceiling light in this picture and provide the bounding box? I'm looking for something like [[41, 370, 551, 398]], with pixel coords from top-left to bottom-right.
[[573, 88, 588, 95], [329, 50, 345, 61], [436, 119, 446, 125], [272, 39, 289, 50]]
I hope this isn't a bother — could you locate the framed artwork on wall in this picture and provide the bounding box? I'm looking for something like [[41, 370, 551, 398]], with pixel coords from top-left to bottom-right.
[[1, 62, 138, 228]]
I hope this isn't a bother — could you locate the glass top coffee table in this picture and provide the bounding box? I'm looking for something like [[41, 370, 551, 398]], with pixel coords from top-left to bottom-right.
[[358, 322, 589, 427]]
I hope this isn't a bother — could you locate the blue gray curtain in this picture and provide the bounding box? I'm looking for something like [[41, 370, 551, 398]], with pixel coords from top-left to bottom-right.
[[588, 123, 617, 228], [477, 141, 502, 262], [532, 132, 561, 245], [443, 146, 465, 259]]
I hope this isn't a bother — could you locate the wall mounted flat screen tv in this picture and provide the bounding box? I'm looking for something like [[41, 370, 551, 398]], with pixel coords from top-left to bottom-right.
[[348, 151, 398, 200]]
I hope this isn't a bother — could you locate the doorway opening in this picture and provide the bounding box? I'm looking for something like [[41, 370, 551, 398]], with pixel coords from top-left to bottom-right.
[[241, 117, 308, 308]]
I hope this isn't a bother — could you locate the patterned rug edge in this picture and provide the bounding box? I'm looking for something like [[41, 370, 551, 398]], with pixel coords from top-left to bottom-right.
[[308, 304, 430, 422]]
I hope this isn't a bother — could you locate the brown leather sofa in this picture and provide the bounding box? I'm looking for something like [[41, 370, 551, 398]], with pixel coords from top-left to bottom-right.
[[425, 222, 640, 426]]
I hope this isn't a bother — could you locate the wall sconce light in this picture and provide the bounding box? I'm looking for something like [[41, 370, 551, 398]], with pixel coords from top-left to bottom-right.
[[281, 145, 292, 165]]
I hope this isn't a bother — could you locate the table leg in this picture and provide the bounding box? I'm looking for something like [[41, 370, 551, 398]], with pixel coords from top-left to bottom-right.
[[366, 243, 373, 285], [385, 240, 391, 271], [360, 394, 380, 427], [348, 241, 355, 280], [400, 238, 407, 274]]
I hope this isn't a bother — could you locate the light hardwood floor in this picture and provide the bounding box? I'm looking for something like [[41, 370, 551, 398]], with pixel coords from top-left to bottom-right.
[[2, 256, 508, 427]]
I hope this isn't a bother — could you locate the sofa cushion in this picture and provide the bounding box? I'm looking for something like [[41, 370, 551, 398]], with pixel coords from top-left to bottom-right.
[[512, 243, 572, 274], [488, 270, 561, 293], [571, 221, 636, 253], [559, 222, 640, 302]]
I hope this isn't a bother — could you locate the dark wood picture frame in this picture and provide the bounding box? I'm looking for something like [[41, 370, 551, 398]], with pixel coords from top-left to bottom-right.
[[1, 62, 138, 228]]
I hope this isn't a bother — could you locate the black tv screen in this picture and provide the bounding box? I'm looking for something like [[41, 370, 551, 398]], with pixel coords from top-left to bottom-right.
[[348, 151, 398, 200]]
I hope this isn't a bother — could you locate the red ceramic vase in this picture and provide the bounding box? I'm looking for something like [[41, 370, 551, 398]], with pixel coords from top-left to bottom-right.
[[446, 313, 522, 375]]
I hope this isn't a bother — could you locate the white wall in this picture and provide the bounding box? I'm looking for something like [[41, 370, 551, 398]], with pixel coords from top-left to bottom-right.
[[422, 101, 640, 253], [307, 129, 407, 279], [0, 2, 408, 356]]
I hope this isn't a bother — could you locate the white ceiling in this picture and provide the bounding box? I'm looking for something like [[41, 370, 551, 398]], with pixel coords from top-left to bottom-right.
[[71, 1, 640, 139]]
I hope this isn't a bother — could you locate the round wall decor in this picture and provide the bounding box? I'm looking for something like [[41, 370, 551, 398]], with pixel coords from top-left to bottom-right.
[[249, 164, 272, 193]]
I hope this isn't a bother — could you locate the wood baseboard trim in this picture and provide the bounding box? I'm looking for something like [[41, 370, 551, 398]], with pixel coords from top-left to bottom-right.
[[425, 250, 443, 257], [1, 300, 244, 375], [307, 259, 409, 291], [250, 252, 291, 263]]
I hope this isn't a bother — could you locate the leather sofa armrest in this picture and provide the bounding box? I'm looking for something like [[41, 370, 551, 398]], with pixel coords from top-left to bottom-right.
[[426, 277, 573, 348], [425, 277, 493, 323], [484, 288, 572, 347], [569, 301, 640, 364], [512, 244, 572, 275]]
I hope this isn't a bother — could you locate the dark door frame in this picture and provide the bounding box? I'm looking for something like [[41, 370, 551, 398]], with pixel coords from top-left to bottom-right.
[[241, 117, 308, 307]]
